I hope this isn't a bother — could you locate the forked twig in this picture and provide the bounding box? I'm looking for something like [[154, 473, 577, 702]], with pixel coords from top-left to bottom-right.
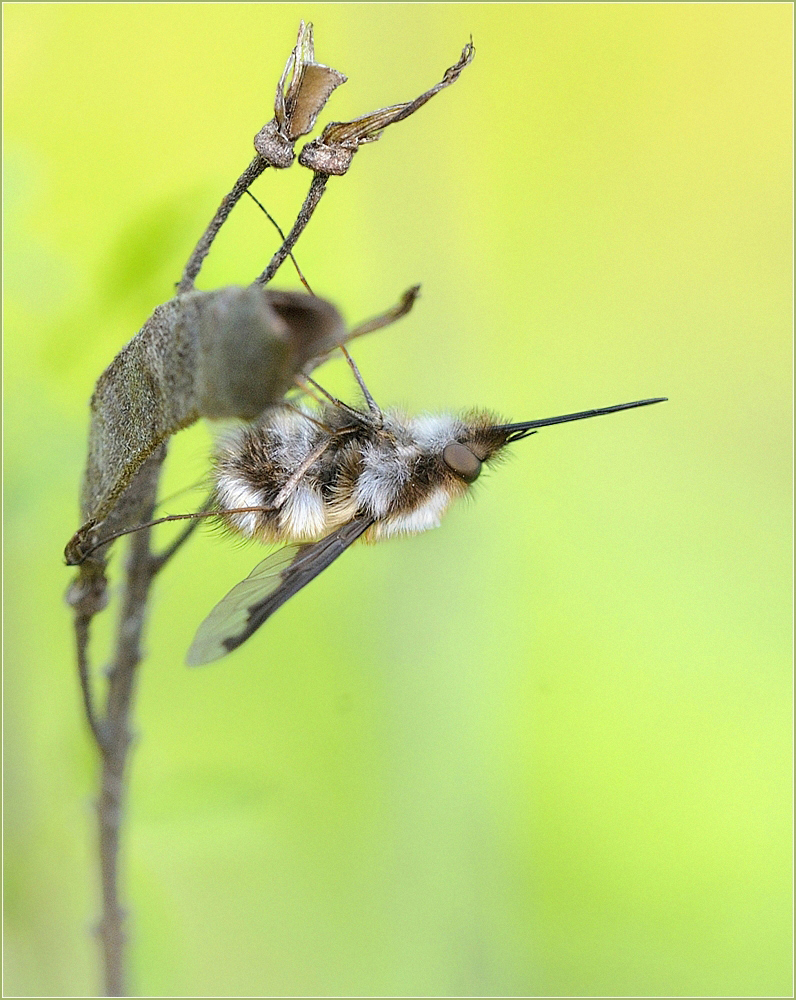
[[69, 28, 473, 996], [255, 173, 329, 285], [245, 190, 313, 293], [178, 157, 269, 294]]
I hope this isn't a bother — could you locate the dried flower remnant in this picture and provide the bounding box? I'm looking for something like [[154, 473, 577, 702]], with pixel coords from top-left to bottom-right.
[[256, 40, 475, 286], [179, 21, 346, 294], [254, 20, 347, 169], [300, 39, 475, 175]]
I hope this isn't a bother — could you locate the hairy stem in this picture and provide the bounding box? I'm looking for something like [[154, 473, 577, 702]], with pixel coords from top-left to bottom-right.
[[254, 172, 329, 286], [178, 156, 268, 294]]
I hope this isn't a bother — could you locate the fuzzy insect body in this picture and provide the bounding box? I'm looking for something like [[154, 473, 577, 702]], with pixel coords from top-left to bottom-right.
[[214, 403, 509, 545], [69, 371, 665, 667], [181, 381, 666, 666]]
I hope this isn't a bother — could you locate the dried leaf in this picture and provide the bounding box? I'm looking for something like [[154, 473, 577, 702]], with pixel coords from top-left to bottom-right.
[[299, 39, 474, 175], [64, 287, 347, 564], [255, 21, 346, 167]]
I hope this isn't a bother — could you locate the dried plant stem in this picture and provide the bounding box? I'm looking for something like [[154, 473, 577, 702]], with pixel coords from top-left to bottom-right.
[[245, 189, 313, 292], [70, 34, 471, 995], [255, 172, 329, 285], [178, 156, 268, 293], [80, 453, 164, 996], [75, 612, 105, 747], [149, 508, 205, 575], [346, 285, 421, 341]]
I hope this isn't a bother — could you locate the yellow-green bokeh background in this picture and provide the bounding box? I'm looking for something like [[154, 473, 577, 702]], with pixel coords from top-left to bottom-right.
[[3, 4, 792, 997]]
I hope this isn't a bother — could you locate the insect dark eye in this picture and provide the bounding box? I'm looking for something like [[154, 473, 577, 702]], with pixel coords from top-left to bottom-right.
[[442, 442, 482, 483]]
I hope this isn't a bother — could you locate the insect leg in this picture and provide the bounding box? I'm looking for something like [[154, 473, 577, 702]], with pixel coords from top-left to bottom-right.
[[272, 437, 334, 507], [338, 344, 382, 423], [245, 189, 313, 294], [299, 375, 375, 427]]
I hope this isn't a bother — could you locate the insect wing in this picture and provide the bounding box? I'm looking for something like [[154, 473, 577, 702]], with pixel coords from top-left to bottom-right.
[[185, 547, 298, 665], [186, 518, 373, 665]]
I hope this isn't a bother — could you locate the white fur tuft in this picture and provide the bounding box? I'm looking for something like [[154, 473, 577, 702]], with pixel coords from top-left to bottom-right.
[[354, 441, 414, 518], [372, 487, 455, 539], [407, 413, 460, 450], [215, 473, 266, 538], [278, 481, 328, 540]]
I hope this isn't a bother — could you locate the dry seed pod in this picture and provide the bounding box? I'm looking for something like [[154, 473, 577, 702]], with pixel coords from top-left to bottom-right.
[[64, 286, 346, 565], [178, 23, 345, 295], [254, 21, 346, 168]]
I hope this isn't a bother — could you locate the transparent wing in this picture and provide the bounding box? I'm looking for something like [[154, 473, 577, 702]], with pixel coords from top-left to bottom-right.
[[186, 518, 373, 666]]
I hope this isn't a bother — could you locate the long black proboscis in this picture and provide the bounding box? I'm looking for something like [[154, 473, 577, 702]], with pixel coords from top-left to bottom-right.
[[498, 397, 667, 442]]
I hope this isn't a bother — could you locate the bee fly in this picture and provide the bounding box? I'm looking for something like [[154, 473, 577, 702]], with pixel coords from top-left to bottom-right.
[[178, 351, 666, 665]]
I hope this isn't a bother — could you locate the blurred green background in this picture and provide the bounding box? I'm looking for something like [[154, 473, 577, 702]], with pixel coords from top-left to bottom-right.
[[3, 4, 792, 997]]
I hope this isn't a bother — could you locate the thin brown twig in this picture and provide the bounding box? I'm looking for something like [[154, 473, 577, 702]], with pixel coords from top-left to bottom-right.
[[245, 190, 313, 293], [75, 612, 106, 748], [178, 156, 268, 294], [254, 172, 329, 286], [94, 460, 162, 997], [346, 285, 421, 341]]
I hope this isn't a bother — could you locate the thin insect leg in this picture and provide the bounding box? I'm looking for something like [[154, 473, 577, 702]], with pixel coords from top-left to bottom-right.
[[150, 514, 204, 575], [150, 488, 216, 574], [290, 378, 327, 408], [303, 374, 362, 414], [75, 506, 276, 563], [292, 376, 351, 417], [282, 401, 334, 433], [245, 190, 313, 294], [300, 375, 374, 426], [255, 173, 329, 286], [284, 394, 364, 444], [294, 367, 379, 422], [273, 438, 334, 507], [339, 345, 382, 421], [78, 511, 212, 561]]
